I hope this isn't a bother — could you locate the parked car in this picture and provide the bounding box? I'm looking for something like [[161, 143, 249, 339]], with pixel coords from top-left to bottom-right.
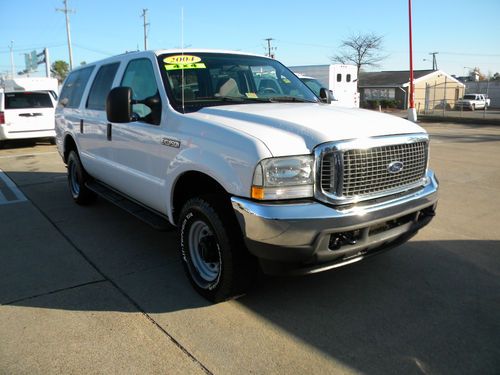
[[456, 93, 490, 110], [55, 50, 438, 302], [0, 77, 58, 145]]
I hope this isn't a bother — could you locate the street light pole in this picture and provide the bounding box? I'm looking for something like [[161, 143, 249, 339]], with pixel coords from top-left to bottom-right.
[[408, 0, 417, 122]]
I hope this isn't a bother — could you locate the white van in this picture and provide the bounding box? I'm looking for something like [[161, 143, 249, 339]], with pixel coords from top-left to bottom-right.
[[290, 64, 359, 107], [0, 77, 58, 144]]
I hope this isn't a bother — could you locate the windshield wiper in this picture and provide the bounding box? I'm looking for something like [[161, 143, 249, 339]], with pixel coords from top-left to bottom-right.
[[266, 96, 317, 103]]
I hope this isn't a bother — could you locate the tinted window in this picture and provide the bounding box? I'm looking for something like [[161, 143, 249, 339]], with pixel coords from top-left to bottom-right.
[[346, 74, 351, 82], [121, 58, 159, 119], [58, 66, 94, 108], [336, 74, 342, 82], [5, 92, 53, 109], [86, 63, 119, 110]]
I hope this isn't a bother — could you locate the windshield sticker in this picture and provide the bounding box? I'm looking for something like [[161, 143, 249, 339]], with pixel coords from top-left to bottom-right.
[[245, 92, 258, 98], [164, 63, 206, 71], [163, 55, 201, 64]]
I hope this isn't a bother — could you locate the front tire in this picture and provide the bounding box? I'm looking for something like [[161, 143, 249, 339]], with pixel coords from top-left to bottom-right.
[[179, 196, 257, 303], [67, 150, 96, 205]]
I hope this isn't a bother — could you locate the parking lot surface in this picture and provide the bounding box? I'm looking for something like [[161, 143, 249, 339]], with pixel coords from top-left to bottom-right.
[[1, 122, 499, 374]]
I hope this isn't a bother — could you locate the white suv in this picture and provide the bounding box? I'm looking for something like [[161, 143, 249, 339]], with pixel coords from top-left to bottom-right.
[[55, 50, 438, 302]]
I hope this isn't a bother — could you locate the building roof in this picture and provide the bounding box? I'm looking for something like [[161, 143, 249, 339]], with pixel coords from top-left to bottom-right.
[[358, 70, 435, 87]]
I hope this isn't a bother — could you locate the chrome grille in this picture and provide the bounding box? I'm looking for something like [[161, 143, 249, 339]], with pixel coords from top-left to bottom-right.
[[320, 139, 428, 201]]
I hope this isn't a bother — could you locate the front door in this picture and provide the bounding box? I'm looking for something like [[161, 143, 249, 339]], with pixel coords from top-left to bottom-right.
[[107, 57, 173, 213]]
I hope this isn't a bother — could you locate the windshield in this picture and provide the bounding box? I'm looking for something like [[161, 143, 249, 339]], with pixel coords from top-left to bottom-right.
[[158, 52, 319, 112]]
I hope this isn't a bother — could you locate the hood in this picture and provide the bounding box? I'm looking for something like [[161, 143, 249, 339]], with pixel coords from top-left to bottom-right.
[[189, 103, 425, 156]]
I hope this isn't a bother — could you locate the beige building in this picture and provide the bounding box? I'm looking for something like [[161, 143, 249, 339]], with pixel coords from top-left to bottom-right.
[[359, 70, 465, 112]]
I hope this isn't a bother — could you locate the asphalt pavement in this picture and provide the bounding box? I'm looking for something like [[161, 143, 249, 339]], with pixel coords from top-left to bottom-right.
[[0, 123, 499, 374]]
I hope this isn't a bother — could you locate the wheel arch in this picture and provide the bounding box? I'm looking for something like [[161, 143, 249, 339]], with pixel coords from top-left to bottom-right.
[[63, 134, 78, 163], [171, 171, 230, 225]]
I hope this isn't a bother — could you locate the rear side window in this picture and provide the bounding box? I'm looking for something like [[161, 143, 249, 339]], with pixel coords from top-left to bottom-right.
[[86, 63, 120, 110], [336, 74, 342, 82], [5, 92, 53, 109], [58, 66, 94, 108]]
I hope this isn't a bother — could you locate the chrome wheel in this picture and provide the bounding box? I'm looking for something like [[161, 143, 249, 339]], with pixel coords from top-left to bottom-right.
[[188, 220, 221, 286]]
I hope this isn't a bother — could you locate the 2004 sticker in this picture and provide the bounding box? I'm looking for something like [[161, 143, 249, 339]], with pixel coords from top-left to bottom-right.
[[164, 55, 201, 64]]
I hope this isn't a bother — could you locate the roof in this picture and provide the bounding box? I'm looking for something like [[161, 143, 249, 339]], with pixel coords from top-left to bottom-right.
[[358, 70, 435, 87], [68, 49, 270, 73]]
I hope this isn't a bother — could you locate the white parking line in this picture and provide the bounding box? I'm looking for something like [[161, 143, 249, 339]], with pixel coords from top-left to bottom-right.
[[0, 169, 28, 205]]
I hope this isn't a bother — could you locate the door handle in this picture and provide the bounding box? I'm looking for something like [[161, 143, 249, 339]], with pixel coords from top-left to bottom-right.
[[80, 119, 84, 134], [107, 123, 112, 141]]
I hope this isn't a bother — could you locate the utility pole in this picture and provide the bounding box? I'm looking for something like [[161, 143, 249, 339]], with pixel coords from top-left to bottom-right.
[[429, 52, 438, 70], [56, 0, 75, 71], [9, 41, 15, 78], [44, 48, 51, 78], [264, 38, 275, 58], [408, 0, 417, 122], [141, 9, 149, 51]]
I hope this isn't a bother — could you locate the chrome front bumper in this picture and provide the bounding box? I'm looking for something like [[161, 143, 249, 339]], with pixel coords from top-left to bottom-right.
[[231, 170, 438, 274]]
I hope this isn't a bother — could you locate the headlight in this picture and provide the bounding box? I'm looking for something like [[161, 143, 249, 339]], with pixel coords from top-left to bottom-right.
[[251, 155, 314, 200]]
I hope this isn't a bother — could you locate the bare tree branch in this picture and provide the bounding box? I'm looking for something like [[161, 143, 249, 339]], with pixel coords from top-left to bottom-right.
[[331, 33, 388, 73]]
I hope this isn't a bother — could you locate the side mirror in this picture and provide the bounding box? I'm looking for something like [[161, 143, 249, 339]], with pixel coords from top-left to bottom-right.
[[319, 87, 332, 104], [106, 87, 133, 123]]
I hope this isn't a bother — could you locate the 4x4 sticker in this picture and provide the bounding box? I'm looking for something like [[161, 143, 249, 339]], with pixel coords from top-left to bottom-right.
[[164, 63, 206, 71]]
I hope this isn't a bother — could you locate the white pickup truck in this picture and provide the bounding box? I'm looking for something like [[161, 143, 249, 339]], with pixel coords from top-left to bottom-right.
[[55, 50, 438, 302], [456, 93, 490, 110]]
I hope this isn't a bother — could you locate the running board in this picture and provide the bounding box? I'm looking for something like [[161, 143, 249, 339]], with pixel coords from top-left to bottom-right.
[[86, 180, 173, 231]]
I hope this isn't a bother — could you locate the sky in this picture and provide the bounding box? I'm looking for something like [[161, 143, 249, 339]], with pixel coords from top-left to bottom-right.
[[1, 0, 499, 78]]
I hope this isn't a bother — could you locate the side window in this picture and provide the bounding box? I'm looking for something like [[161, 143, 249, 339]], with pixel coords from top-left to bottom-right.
[[121, 58, 159, 121], [346, 74, 351, 83], [86, 63, 119, 110], [58, 66, 94, 108], [336, 73, 342, 82]]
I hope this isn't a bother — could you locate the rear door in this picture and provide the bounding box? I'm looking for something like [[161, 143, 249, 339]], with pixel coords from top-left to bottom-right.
[[79, 62, 120, 181], [4, 91, 55, 133]]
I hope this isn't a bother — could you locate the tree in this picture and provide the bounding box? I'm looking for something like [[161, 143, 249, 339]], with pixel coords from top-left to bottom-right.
[[51, 60, 69, 82], [492, 72, 500, 81], [331, 33, 387, 73]]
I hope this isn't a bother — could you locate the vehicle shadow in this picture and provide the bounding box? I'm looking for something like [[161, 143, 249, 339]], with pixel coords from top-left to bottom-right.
[[0, 138, 54, 149], [1, 170, 500, 374]]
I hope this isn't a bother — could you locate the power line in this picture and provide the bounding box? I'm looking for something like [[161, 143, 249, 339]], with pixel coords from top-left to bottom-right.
[[56, 0, 75, 70], [0, 43, 66, 54], [72, 43, 114, 56]]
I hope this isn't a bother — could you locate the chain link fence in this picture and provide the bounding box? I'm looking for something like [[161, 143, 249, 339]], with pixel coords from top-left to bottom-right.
[[417, 80, 500, 121]]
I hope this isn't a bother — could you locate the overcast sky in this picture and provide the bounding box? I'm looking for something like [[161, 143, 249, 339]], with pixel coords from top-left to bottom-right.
[[1, 0, 499, 77]]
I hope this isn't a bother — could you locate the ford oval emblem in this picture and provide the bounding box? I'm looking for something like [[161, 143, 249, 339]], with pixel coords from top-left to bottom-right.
[[388, 161, 404, 173]]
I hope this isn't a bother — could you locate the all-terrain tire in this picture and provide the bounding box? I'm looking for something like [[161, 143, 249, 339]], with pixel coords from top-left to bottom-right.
[[67, 150, 96, 205], [179, 196, 257, 303]]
